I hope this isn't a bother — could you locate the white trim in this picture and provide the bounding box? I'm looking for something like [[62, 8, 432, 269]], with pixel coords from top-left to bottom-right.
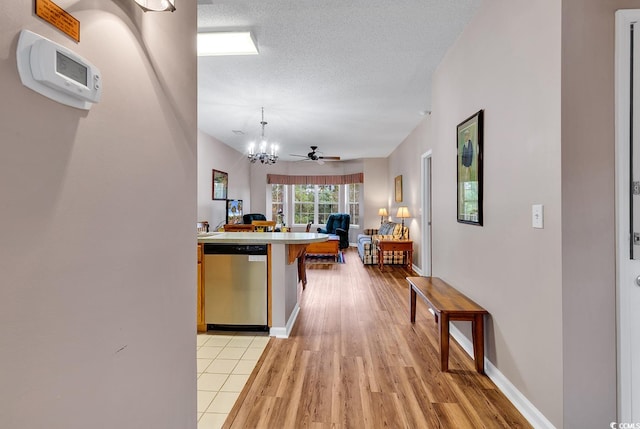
[[411, 264, 422, 276], [615, 9, 640, 421], [269, 303, 300, 338], [420, 150, 433, 276], [448, 325, 556, 429]]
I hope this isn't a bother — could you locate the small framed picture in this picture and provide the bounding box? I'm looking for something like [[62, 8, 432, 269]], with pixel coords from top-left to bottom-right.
[[456, 110, 483, 225], [212, 169, 228, 200], [395, 175, 403, 202]]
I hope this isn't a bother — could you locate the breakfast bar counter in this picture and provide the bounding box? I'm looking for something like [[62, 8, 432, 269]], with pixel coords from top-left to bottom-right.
[[197, 232, 328, 337]]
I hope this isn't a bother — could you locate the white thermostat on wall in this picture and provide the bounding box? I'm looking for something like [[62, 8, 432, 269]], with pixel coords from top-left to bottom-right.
[[16, 30, 102, 110]]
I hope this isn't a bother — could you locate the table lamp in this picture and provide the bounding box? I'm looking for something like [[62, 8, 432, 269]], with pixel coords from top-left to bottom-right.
[[378, 208, 388, 225], [396, 206, 410, 239]]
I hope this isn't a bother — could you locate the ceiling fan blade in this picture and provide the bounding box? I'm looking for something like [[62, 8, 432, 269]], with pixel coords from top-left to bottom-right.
[[289, 154, 308, 158], [318, 156, 341, 161]]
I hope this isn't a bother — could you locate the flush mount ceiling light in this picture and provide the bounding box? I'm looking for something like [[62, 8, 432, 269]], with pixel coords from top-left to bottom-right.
[[197, 32, 258, 56], [134, 0, 175, 12]]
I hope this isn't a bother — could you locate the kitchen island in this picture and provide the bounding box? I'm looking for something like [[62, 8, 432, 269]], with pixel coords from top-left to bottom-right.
[[197, 232, 328, 338]]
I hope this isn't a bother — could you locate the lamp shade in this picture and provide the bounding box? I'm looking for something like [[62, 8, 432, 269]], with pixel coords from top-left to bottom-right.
[[134, 0, 175, 12], [378, 208, 388, 216], [396, 206, 411, 218]]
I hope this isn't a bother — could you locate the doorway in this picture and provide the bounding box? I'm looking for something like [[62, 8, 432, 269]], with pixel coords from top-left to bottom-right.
[[615, 9, 640, 421], [421, 151, 432, 276]]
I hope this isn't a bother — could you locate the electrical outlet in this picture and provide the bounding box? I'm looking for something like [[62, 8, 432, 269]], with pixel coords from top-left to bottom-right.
[[532, 204, 544, 229]]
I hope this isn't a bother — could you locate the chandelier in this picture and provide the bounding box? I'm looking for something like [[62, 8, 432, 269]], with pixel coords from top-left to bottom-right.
[[248, 107, 279, 165]]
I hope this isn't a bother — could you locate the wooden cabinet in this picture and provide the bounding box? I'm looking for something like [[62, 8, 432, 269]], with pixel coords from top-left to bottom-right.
[[197, 243, 206, 332]]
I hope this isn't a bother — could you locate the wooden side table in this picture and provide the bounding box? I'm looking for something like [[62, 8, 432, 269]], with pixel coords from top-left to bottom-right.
[[377, 239, 413, 270]]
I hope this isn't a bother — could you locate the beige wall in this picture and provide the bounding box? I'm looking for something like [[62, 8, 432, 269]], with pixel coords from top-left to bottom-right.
[[198, 131, 251, 228], [0, 1, 197, 428], [560, 0, 638, 426], [393, 0, 564, 425], [389, 0, 640, 426], [362, 158, 390, 230], [388, 118, 431, 268]]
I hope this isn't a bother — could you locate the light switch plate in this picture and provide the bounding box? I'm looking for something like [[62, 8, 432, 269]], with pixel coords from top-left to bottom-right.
[[532, 204, 544, 229]]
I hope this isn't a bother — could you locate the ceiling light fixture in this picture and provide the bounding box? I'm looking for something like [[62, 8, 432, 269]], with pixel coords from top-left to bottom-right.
[[248, 107, 278, 165], [133, 0, 175, 12], [197, 31, 258, 56]]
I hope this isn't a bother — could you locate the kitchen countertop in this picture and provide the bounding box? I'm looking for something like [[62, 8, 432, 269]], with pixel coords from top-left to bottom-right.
[[197, 232, 329, 244]]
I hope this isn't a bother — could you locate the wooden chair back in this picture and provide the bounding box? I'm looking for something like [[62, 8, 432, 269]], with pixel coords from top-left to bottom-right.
[[223, 224, 254, 232], [252, 220, 276, 232]]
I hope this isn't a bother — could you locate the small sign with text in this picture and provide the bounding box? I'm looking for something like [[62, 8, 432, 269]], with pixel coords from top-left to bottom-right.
[[35, 0, 80, 42]]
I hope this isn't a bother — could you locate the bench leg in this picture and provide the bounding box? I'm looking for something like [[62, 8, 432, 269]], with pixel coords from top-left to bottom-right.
[[439, 313, 450, 372], [410, 287, 417, 323], [472, 314, 485, 374]]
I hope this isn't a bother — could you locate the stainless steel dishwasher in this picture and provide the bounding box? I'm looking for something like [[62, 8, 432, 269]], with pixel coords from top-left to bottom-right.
[[203, 243, 268, 331]]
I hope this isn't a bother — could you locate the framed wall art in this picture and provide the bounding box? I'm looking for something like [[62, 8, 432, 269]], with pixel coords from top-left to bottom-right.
[[456, 110, 483, 225], [212, 169, 228, 200], [395, 175, 403, 202]]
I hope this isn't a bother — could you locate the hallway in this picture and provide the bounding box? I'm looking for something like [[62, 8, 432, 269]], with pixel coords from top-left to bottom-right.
[[223, 249, 531, 428]]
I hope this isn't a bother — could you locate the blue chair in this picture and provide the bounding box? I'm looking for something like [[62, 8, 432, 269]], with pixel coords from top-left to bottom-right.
[[317, 213, 350, 249], [243, 213, 267, 224]]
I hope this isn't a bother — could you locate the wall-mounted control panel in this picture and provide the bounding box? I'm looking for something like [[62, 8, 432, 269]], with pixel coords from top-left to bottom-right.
[[16, 30, 102, 110]]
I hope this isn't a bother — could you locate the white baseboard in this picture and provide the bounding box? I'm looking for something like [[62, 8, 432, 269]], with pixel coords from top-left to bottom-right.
[[448, 324, 556, 429], [411, 264, 421, 275], [269, 303, 300, 339]]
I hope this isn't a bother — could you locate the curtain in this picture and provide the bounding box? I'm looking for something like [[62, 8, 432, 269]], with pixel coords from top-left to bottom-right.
[[267, 173, 363, 185]]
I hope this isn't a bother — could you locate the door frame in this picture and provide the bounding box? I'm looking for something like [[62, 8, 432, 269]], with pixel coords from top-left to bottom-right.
[[421, 150, 432, 276], [615, 9, 639, 420]]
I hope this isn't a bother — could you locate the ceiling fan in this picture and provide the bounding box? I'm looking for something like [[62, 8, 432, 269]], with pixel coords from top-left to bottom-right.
[[289, 146, 341, 164]]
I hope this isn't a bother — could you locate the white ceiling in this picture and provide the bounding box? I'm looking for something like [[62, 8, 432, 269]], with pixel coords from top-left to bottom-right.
[[197, 0, 480, 161]]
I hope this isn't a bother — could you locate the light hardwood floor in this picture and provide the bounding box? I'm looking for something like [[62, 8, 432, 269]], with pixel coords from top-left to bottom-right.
[[224, 248, 532, 428]]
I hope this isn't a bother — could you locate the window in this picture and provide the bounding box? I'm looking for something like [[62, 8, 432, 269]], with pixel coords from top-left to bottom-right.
[[271, 184, 284, 222], [293, 184, 315, 224], [317, 185, 339, 224], [347, 183, 360, 226], [270, 183, 361, 226]]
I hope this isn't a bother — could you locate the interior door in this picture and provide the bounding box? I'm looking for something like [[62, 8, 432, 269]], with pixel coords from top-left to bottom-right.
[[421, 151, 432, 276], [616, 11, 640, 421]]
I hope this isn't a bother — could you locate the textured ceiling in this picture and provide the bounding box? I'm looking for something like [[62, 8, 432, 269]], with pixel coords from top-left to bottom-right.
[[197, 0, 480, 161]]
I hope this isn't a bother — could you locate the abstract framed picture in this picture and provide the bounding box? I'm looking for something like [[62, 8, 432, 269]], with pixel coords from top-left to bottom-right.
[[456, 110, 483, 225], [395, 175, 403, 202], [212, 169, 228, 200]]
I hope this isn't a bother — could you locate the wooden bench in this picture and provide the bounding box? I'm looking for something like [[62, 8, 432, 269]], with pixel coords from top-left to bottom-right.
[[407, 276, 489, 374]]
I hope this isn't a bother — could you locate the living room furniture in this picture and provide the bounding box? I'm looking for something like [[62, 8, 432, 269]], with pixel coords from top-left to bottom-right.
[[407, 276, 489, 374], [243, 213, 267, 224], [395, 206, 411, 239], [377, 239, 412, 270], [224, 224, 254, 232], [306, 235, 340, 261], [317, 213, 350, 249], [357, 221, 409, 265], [378, 208, 388, 225], [252, 220, 276, 231]]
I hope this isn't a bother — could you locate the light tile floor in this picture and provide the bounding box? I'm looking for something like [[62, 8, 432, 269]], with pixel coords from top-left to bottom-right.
[[197, 332, 269, 429]]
